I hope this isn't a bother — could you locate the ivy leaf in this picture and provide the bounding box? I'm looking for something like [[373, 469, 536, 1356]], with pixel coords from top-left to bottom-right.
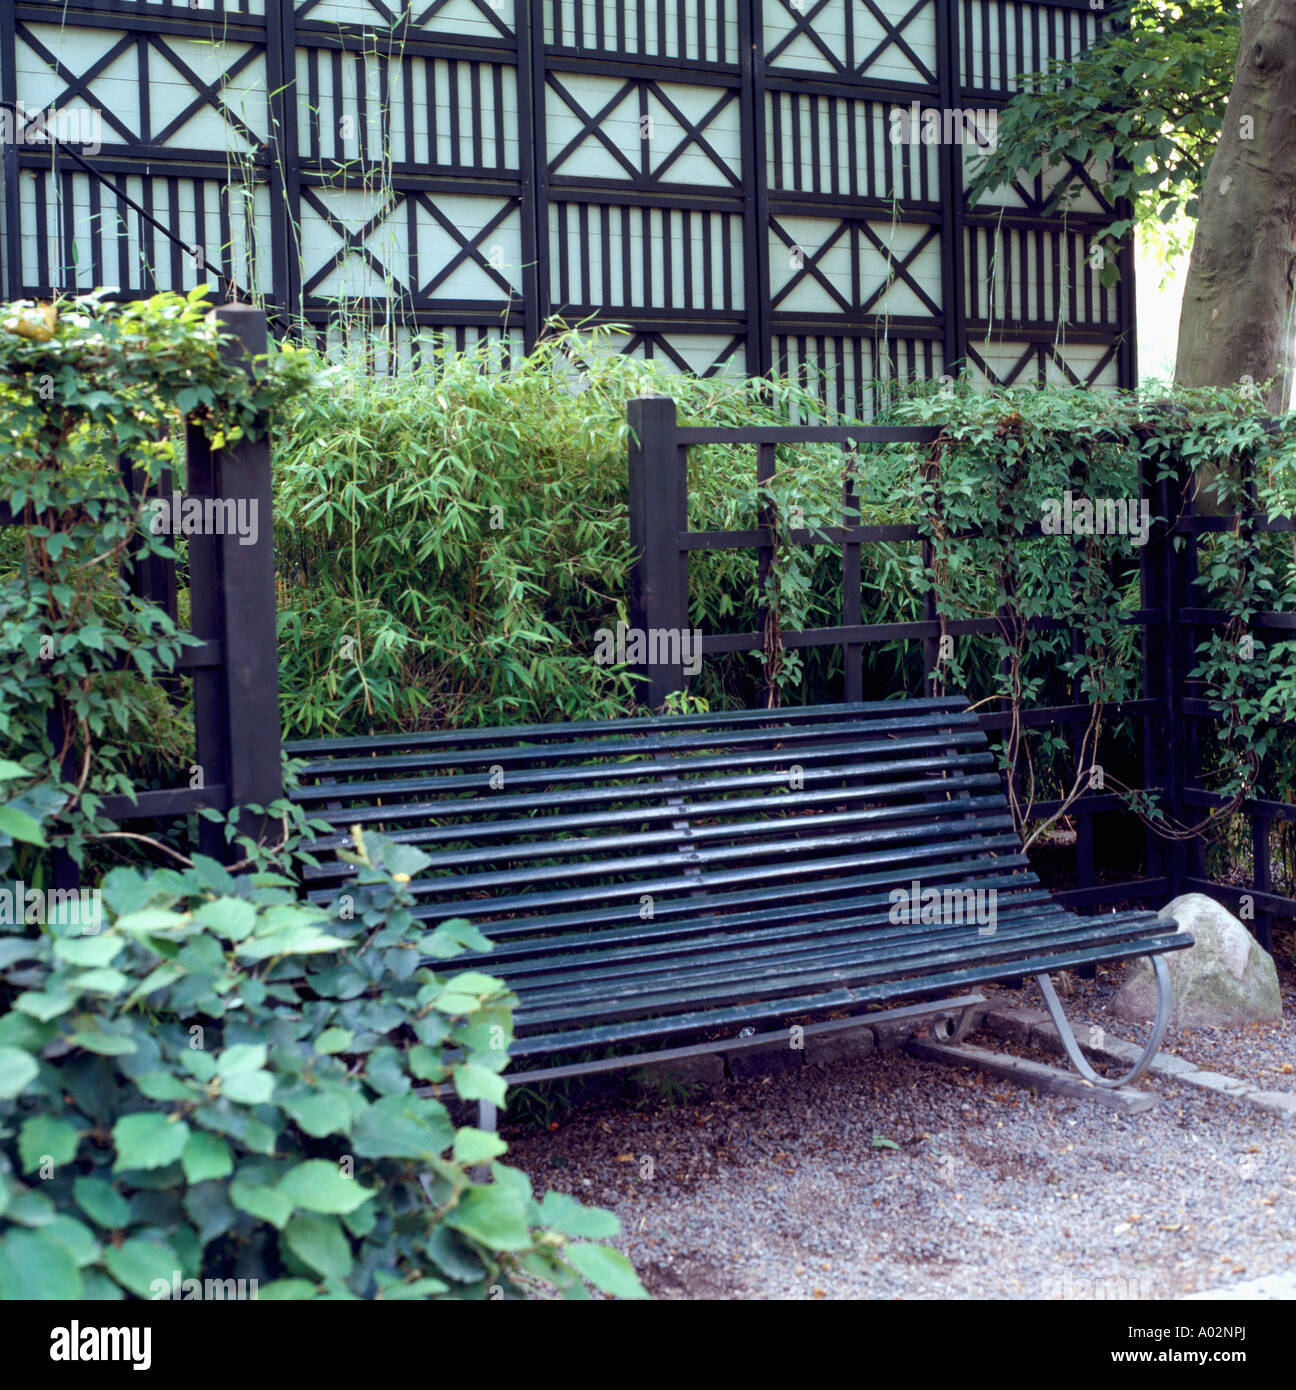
[[0, 1229, 83, 1299], [230, 1180, 293, 1230], [73, 1176, 131, 1230], [445, 1183, 533, 1251]]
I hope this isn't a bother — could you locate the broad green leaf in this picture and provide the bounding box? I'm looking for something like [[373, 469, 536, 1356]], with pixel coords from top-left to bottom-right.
[[258, 1278, 321, 1300], [445, 1183, 533, 1251], [112, 1112, 191, 1171], [565, 1243, 648, 1299], [221, 1070, 275, 1104], [103, 1236, 179, 1299], [452, 1060, 507, 1108], [537, 1190, 620, 1239], [0, 804, 47, 846], [73, 1176, 131, 1229], [181, 1131, 233, 1184], [452, 1128, 508, 1166], [217, 1043, 267, 1076], [314, 1027, 353, 1055], [351, 1094, 453, 1160], [0, 1229, 83, 1299], [278, 1160, 374, 1215], [283, 1212, 352, 1281], [53, 935, 124, 967], [281, 1091, 353, 1139], [230, 1180, 293, 1230], [18, 1115, 82, 1173], [0, 1046, 38, 1098]]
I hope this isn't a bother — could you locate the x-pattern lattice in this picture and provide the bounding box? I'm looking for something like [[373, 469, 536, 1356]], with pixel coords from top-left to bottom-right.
[[765, 0, 936, 83], [296, 0, 514, 39], [17, 22, 265, 152], [546, 77, 741, 186], [771, 217, 941, 316], [619, 331, 745, 375], [300, 189, 520, 302], [966, 339, 1119, 388]]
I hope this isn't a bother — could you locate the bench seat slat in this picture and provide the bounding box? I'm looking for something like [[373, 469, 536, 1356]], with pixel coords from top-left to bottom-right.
[[403, 853, 1038, 947], [283, 697, 970, 758], [505, 932, 1190, 1058], [292, 709, 982, 778], [459, 880, 1055, 977], [300, 762, 1000, 852], [301, 786, 1007, 881], [492, 894, 1064, 993], [289, 727, 987, 804], [510, 914, 1173, 1025], [296, 746, 995, 825]]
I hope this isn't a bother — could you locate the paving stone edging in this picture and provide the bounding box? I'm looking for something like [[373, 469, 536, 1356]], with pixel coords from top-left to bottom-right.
[[983, 1004, 1296, 1120]]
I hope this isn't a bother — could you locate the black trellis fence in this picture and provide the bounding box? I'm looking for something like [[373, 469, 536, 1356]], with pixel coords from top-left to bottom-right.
[[0, 304, 284, 886], [627, 394, 1296, 949]]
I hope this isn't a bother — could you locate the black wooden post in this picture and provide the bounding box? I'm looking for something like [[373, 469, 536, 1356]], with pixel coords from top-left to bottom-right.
[[627, 395, 688, 707], [208, 304, 283, 852], [1160, 456, 1193, 902]]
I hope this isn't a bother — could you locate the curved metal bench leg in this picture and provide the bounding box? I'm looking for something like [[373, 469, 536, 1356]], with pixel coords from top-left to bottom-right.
[[1033, 954, 1172, 1090]]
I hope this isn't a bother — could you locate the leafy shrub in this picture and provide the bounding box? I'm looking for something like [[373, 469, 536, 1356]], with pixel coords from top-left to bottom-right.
[[0, 830, 645, 1300], [0, 289, 316, 877]]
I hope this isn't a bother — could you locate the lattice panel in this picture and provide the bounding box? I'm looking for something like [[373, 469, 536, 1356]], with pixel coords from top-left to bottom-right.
[[774, 330, 941, 418], [548, 201, 745, 315], [965, 336, 1120, 389], [19, 168, 273, 298], [299, 187, 525, 305], [296, 46, 521, 172], [2, 0, 1134, 399], [297, 0, 518, 40], [16, 21, 269, 156], [545, 74, 743, 189], [544, 0, 741, 62], [959, 0, 1108, 97], [764, 0, 939, 86], [767, 91, 939, 203], [771, 215, 942, 320]]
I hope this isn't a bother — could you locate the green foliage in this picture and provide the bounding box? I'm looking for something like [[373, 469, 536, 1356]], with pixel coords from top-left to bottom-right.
[[0, 289, 317, 876], [967, 1, 1240, 258], [270, 323, 893, 732], [0, 829, 646, 1300]]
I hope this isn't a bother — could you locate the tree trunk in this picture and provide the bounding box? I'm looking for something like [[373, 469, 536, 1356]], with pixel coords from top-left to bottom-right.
[[1175, 0, 1296, 414]]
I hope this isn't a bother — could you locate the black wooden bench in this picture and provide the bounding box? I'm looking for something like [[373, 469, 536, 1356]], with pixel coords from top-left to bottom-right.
[[286, 697, 1187, 1120]]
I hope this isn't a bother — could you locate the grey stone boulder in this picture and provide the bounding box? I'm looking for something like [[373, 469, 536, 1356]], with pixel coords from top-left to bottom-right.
[[1114, 893, 1283, 1029]]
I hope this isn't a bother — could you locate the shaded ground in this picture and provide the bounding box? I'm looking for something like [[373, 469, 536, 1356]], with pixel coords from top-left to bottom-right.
[[503, 966, 1296, 1300]]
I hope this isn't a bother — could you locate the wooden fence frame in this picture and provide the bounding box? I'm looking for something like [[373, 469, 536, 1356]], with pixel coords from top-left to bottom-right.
[[628, 395, 1296, 948], [0, 304, 284, 885]]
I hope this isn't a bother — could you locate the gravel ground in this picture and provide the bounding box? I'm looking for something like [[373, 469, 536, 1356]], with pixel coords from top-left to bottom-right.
[[504, 977, 1296, 1299]]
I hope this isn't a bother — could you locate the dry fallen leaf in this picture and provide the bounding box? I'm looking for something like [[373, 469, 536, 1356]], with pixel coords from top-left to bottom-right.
[[4, 302, 57, 342]]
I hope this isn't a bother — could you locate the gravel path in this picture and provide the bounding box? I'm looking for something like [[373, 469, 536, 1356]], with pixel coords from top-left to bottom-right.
[[504, 1014, 1296, 1299]]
